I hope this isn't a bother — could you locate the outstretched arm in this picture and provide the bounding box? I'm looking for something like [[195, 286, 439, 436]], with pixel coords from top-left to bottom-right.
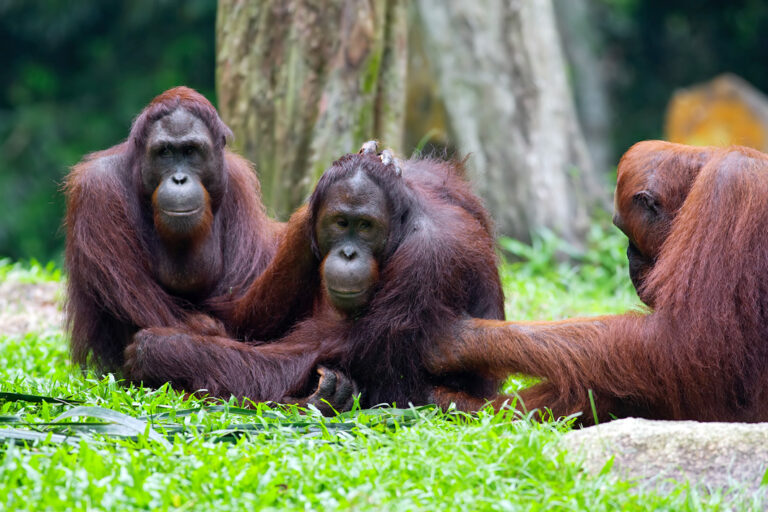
[[425, 317, 612, 380], [424, 315, 662, 423], [424, 317, 611, 418]]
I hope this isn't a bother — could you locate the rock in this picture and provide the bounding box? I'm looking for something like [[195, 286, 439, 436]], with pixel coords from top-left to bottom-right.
[[665, 73, 768, 151], [562, 417, 768, 496]]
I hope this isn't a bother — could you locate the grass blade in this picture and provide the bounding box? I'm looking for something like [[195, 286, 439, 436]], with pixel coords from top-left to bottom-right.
[[0, 428, 81, 446], [0, 392, 82, 405], [54, 406, 171, 448]]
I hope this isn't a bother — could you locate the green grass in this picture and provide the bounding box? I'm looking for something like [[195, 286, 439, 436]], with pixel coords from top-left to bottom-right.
[[0, 258, 62, 283], [0, 237, 762, 511]]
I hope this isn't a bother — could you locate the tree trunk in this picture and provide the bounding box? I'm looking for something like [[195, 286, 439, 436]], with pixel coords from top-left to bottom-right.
[[414, 0, 604, 243], [553, 0, 612, 175], [216, 1, 407, 219]]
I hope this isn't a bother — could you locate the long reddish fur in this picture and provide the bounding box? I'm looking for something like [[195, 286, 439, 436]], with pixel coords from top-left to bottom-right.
[[615, 140, 714, 255], [129, 153, 512, 409], [64, 87, 314, 372], [427, 146, 768, 423]]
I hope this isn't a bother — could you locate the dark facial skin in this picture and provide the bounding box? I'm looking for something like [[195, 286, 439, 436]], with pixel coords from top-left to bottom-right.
[[140, 108, 225, 296], [613, 190, 668, 305], [142, 108, 222, 243], [612, 142, 714, 307], [315, 172, 390, 315]]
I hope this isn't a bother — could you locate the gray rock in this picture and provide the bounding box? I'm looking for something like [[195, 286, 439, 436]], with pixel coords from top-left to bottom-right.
[[562, 418, 768, 497]]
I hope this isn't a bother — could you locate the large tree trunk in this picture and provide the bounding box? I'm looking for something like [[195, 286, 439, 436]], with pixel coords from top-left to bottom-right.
[[414, 0, 604, 243], [553, 0, 612, 175], [216, 1, 407, 219]]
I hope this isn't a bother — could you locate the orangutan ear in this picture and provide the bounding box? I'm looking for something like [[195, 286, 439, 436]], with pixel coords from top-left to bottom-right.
[[633, 190, 660, 217]]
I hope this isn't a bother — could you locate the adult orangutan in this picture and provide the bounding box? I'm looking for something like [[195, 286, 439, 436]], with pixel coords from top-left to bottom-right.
[[613, 140, 714, 305], [65, 87, 346, 408], [426, 146, 768, 424], [125, 146, 515, 411]]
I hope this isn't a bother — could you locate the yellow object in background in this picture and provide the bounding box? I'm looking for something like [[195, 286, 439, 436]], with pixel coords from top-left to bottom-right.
[[665, 74, 768, 151]]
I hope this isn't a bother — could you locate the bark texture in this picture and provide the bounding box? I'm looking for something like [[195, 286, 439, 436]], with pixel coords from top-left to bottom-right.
[[554, 0, 612, 175], [414, 0, 604, 242], [217, 1, 407, 218]]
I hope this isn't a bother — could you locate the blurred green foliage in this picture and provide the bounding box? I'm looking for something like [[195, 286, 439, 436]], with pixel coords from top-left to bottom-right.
[[499, 220, 642, 322], [0, 0, 216, 262]]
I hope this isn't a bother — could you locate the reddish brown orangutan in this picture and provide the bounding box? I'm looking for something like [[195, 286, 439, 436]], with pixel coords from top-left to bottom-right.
[[126, 145, 517, 411], [613, 140, 714, 305], [426, 146, 768, 424], [65, 86, 348, 409]]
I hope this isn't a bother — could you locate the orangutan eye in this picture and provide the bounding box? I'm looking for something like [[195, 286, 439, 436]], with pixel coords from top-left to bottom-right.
[[358, 219, 372, 231], [335, 218, 349, 228]]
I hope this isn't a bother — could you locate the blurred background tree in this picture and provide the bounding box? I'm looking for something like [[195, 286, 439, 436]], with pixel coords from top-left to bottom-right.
[[410, 0, 602, 244], [217, 0, 408, 220], [217, 0, 600, 245], [2, 0, 768, 262]]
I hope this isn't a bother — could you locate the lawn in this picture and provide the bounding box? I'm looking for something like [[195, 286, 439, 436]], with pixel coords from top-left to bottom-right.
[[0, 227, 761, 511]]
